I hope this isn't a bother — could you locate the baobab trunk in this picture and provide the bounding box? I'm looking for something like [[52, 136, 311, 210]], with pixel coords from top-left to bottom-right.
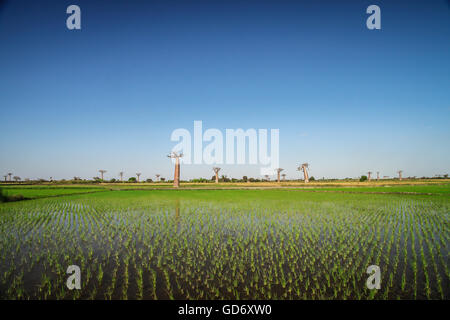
[[302, 166, 309, 183], [276, 169, 285, 183], [213, 168, 221, 183], [174, 157, 180, 187], [168, 152, 183, 188]]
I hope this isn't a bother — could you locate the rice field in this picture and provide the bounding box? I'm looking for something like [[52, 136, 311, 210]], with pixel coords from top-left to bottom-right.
[[1, 186, 106, 199], [0, 188, 448, 300]]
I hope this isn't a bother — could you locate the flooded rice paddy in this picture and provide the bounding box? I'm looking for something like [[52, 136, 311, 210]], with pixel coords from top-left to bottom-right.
[[0, 190, 448, 299]]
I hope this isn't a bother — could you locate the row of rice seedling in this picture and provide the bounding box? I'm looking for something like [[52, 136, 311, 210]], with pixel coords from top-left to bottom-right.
[[0, 191, 448, 299]]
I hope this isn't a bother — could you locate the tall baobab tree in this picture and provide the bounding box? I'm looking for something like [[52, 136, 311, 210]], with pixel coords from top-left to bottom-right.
[[298, 163, 309, 183], [276, 168, 284, 183], [155, 174, 160, 182], [168, 152, 183, 188], [213, 167, 221, 183], [367, 171, 372, 181], [98, 170, 107, 181], [264, 174, 269, 181], [8, 173, 12, 182], [398, 170, 403, 181], [119, 172, 124, 182], [3, 175, 7, 182], [136, 173, 141, 182], [376, 171, 380, 181], [282, 173, 286, 181]]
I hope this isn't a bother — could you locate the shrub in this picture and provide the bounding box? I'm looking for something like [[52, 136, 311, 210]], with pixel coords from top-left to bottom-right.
[[360, 175, 368, 182]]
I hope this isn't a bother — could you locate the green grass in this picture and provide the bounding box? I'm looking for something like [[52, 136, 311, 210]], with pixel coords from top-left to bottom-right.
[[0, 186, 105, 199], [297, 184, 450, 195], [0, 188, 448, 300]]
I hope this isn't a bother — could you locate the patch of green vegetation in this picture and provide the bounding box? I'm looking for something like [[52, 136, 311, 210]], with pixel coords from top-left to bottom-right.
[[303, 184, 450, 195], [0, 186, 105, 200], [0, 187, 25, 202], [0, 188, 448, 299]]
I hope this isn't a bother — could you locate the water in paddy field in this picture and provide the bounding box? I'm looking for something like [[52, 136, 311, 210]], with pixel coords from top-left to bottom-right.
[[0, 194, 448, 300]]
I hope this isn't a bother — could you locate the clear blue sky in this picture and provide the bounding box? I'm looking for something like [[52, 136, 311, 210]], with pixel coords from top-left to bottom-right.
[[0, 0, 449, 180]]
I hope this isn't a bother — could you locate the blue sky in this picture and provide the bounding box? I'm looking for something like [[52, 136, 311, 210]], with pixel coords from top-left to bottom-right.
[[0, 0, 449, 180]]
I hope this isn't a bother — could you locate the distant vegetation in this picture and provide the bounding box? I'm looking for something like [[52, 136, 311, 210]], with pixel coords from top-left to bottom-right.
[[1, 175, 449, 185]]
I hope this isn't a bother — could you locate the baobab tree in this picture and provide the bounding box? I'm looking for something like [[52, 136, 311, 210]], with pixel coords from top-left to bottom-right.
[[276, 168, 284, 183], [281, 173, 286, 181], [398, 170, 403, 181], [119, 172, 124, 182], [13, 176, 21, 182], [155, 174, 160, 182], [213, 167, 221, 183], [298, 163, 309, 183], [8, 173, 12, 181], [98, 170, 107, 181], [376, 171, 380, 181], [264, 174, 270, 181], [136, 173, 141, 182], [367, 171, 372, 181], [3, 175, 7, 182], [168, 152, 183, 188]]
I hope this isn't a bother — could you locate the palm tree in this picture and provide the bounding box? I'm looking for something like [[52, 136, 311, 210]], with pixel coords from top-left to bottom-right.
[[136, 173, 141, 182], [13, 176, 21, 182], [98, 170, 107, 180]]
